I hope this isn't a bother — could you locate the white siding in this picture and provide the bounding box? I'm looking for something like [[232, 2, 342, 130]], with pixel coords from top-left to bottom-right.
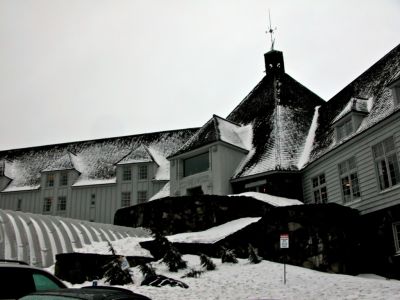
[[303, 111, 400, 214]]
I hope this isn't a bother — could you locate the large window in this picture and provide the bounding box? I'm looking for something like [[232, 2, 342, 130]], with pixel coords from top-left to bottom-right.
[[138, 165, 148, 180], [121, 192, 131, 207], [183, 152, 209, 177], [312, 174, 328, 204], [57, 196, 67, 211], [122, 166, 132, 181], [43, 197, 52, 213], [336, 119, 353, 141], [372, 136, 400, 190], [46, 174, 54, 187], [338, 157, 361, 203]]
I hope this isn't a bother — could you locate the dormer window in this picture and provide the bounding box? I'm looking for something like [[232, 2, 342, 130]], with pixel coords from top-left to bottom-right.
[[336, 118, 353, 141], [332, 96, 372, 143], [388, 76, 400, 106], [183, 152, 209, 177]]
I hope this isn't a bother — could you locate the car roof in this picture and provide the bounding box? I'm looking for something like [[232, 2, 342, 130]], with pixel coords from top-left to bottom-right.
[[21, 287, 151, 300]]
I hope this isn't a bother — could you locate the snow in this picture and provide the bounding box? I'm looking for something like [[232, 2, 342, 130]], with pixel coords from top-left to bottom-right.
[[72, 178, 117, 187], [148, 146, 170, 181], [229, 192, 303, 207], [297, 106, 320, 169], [65, 254, 400, 300], [167, 217, 261, 244], [217, 117, 253, 151], [73, 237, 153, 258]]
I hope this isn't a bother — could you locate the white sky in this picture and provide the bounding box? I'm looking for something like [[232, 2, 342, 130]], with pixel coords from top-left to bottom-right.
[[0, 0, 399, 151]]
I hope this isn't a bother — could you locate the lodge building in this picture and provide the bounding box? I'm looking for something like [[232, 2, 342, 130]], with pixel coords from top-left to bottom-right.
[[0, 41, 399, 254]]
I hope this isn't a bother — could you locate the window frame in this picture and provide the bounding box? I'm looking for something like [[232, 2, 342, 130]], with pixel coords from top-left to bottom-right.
[[372, 136, 400, 191], [122, 165, 132, 181], [57, 196, 67, 211], [311, 173, 328, 204], [121, 191, 131, 207], [338, 156, 361, 203], [45, 174, 54, 188], [59, 172, 68, 186], [17, 198, 22, 211], [43, 197, 53, 213], [138, 165, 148, 180]]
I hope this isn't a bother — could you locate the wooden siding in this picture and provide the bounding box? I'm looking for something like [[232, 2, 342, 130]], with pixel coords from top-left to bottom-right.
[[303, 110, 400, 214]]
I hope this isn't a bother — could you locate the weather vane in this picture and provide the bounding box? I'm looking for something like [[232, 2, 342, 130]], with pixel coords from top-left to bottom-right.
[[267, 9, 277, 50]]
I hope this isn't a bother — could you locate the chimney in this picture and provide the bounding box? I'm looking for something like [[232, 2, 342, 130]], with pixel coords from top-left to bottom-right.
[[264, 50, 285, 75]]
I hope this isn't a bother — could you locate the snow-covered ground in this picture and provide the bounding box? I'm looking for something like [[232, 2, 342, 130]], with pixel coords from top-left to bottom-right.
[[63, 254, 400, 300]]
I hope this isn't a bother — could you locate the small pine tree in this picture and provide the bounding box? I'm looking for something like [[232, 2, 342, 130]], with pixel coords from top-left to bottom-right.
[[221, 247, 238, 264], [162, 245, 187, 272], [200, 253, 216, 271], [181, 268, 203, 278], [103, 241, 133, 285], [248, 244, 262, 264], [152, 231, 172, 259], [138, 263, 156, 279]]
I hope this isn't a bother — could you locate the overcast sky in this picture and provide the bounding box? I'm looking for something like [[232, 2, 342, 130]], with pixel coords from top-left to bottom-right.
[[0, 0, 399, 151]]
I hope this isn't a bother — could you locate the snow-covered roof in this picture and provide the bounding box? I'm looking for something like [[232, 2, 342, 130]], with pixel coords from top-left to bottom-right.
[[117, 145, 153, 165], [308, 43, 400, 164], [167, 217, 261, 244], [227, 69, 324, 178], [149, 181, 170, 201], [0, 129, 197, 191], [170, 115, 252, 158], [331, 96, 372, 124], [229, 192, 303, 207]]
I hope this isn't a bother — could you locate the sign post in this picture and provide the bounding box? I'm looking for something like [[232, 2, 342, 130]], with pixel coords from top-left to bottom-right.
[[280, 233, 289, 284]]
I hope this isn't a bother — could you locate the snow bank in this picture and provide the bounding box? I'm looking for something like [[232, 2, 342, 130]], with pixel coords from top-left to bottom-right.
[[167, 217, 261, 244], [229, 192, 303, 206]]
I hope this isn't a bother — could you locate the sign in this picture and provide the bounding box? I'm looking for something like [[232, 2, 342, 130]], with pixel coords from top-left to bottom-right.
[[120, 256, 130, 271], [280, 233, 289, 249]]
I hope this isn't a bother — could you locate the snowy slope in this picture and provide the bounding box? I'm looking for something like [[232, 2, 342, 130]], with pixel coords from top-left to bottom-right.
[[65, 254, 400, 300]]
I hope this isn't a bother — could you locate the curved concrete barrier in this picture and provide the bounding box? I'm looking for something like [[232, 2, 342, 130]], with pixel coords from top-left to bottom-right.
[[0, 209, 150, 268]]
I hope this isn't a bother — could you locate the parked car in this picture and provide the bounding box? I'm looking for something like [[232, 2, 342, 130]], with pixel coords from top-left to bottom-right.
[[0, 259, 66, 299], [18, 286, 151, 300]]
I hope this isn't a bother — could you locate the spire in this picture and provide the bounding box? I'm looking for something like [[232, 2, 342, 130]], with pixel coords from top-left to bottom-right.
[[266, 9, 276, 51], [264, 10, 284, 74]]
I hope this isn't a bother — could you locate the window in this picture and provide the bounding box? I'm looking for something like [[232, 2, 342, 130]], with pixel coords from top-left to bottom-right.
[[338, 157, 361, 203], [372, 136, 400, 190], [336, 119, 353, 141], [57, 196, 67, 211], [17, 199, 22, 211], [121, 192, 131, 207], [312, 174, 328, 204], [138, 165, 148, 180], [46, 174, 54, 187], [393, 222, 400, 253], [122, 166, 132, 181], [183, 152, 209, 177], [33, 272, 62, 291], [59, 172, 68, 186], [137, 191, 147, 203], [43, 197, 52, 213]]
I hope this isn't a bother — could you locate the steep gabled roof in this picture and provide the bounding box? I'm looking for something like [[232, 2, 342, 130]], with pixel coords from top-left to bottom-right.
[[0, 128, 197, 191], [117, 145, 153, 165], [308, 43, 400, 164], [228, 70, 325, 178]]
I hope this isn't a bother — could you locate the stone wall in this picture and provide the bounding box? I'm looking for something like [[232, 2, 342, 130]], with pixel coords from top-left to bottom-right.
[[114, 195, 275, 235]]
